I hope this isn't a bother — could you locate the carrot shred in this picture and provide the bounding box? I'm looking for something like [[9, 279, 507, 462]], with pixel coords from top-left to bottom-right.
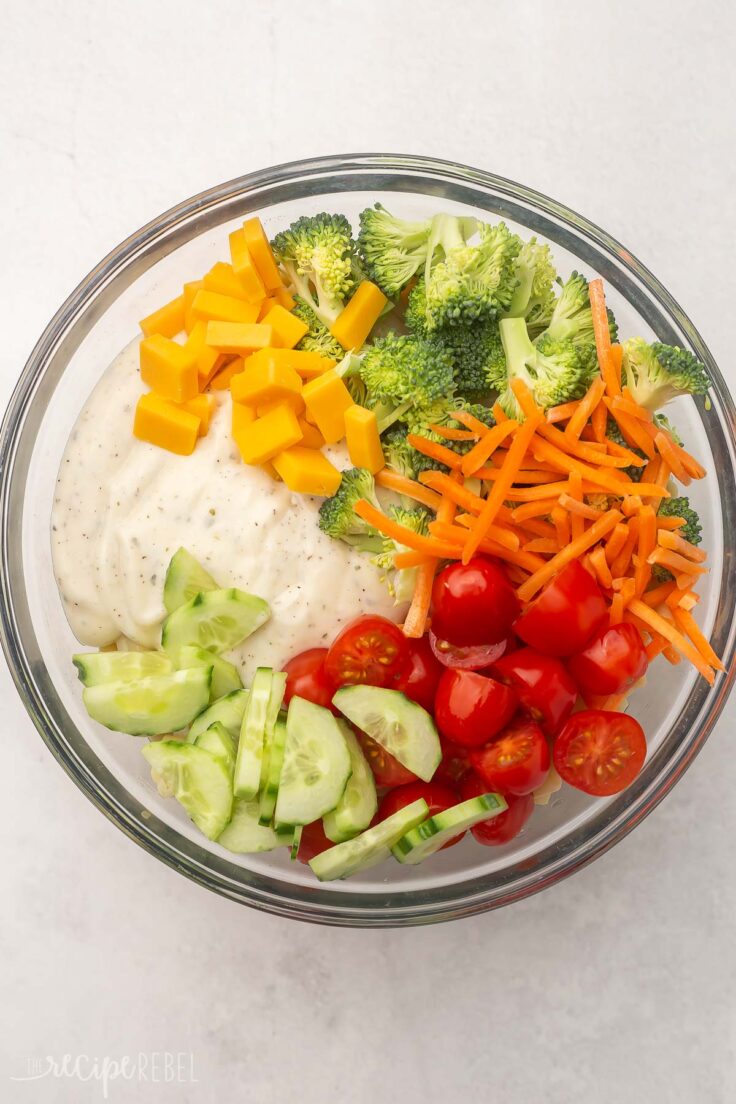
[[529, 436, 662, 497], [628, 599, 715, 683], [679, 592, 700, 612], [419, 470, 484, 515], [657, 529, 707, 563], [591, 399, 608, 443], [609, 522, 639, 578], [375, 469, 442, 511], [558, 495, 602, 521], [654, 431, 688, 482], [589, 546, 613, 589], [642, 457, 671, 510], [567, 471, 585, 542], [353, 498, 458, 559], [406, 434, 463, 470], [551, 506, 571, 547], [647, 548, 708, 576], [634, 505, 656, 596], [609, 592, 625, 625], [546, 399, 580, 424], [605, 523, 629, 564], [676, 571, 700, 592], [565, 376, 607, 441], [428, 424, 478, 442], [589, 280, 620, 397], [461, 419, 519, 477], [453, 409, 492, 435], [642, 580, 677, 607], [429, 518, 518, 552], [609, 344, 623, 392], [477, 467, 561, 485], [664, 646, 683, 665], [657, 515, 686, 531], [621, 495, 643, 517], [431, 520, 546, 573], [602, 398, 656, 458], [403, 561, 436, 638], [393, 550, 433, 569], [538, 420, 640, 468], [673, 441, 706, 480], [522, 538, 559, 554], [492, 401, 509, 423], [612, 395, 653, 422], [516, 509, 622, 602], [512, 500, 559, 523]]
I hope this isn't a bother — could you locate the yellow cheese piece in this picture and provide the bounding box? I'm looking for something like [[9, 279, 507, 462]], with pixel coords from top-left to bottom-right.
[[134, 393, 200, 455], [344, 405, 385, 473], [229, 229, 267, 303], [257, 296, 278, 321], [232, 404, 303, 465], [272, 285, 296, 311], [271, 447, 342, 496], [230, 359, 303, 407], [260, 461, 282, 481], [261, 304, 309, 349], [180, 393, 216, 437], [330, 281, 388, 350], [257, 394, 305, 417], [248, 347, 335, 380], [140, 335, 198, 403], [140, 295, 185, 338], [242, 217, 284, 291], [302, 369, 355, 444], [191, 290, 260, 325], [183, 280, 204, 333], [297, 417, 326, 450], [208, 357, 244, 392], [185, 320, 221, 386], [203, 262, 251, 300], [232, 400, 256, 440], [205, 321, 273, 354]]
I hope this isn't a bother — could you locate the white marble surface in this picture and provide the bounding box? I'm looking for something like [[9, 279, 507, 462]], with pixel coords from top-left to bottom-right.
[[1, 2, 735, 1101]]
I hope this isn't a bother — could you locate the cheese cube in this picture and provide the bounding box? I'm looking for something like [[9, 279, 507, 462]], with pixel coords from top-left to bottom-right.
[[297, 418, 326, 450], [230, 359, 303, 407], [242, 217, 284, 291], [182, 280, 204, 333], [271, 447, 342, 496], [344, 405, 385, 473], [260, 304, 309, 349], [272, 285, 296, 311], [302, 369, 355, 444], [203, 262, 251, 300], [205, 322, 273, 354], [330, 281, 388, 350], [248, 347, 335, 380], [209, 357, 245, 392], [134, 393, 200, 455], [190, 290, 260, 325], [179, 393, 216, 437], [232, 405, 303, 465], [229, 229, 267, 303], [140, 335, 198, 403], [140, 295, 185, 338], [232, 400, 256, 440], [185, 321, 221, 386]]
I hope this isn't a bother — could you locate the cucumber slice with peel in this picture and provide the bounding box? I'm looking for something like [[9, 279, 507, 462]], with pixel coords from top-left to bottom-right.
[[257, 674, 287, 821], [233, 668, 273, 799], [73, 650, 173, 686], [178, 643, 243, 701], [163, 547, 218, 614], [290, 825, 303, 861], [274, 696, 351, 827], [83, 668, 211, 736], [142, 739, 233, 840], [195, 722, 236, 773], [161, 588, 270, 662], [323, 723, 377, 843], [332, 685, 441, 782], [392, 793, 507, 864], [309, 798, 429, 881], [187, 689, 249, 743], [218, 798, 292, 854]]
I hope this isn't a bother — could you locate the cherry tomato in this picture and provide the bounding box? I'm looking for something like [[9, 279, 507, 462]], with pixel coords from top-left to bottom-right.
[[428, 631, 509, 671], [433, 742, 473, 788], [395, 635, 443, 711], [470, 718, 550, 796], [325, 614, 409, 688], [461, 774, 534, 845], [295, 820, 334, 864], [568, 623, 648, 698], [431, 557, 520, 647], [434, 669, 518, 749], [492, 646, 578, 736], [283, 648, 337, 712], [514, 562, 608, 657], [375, 781, 465, 849], [355, 730, 418, 788], [553, 710, 647, 797]]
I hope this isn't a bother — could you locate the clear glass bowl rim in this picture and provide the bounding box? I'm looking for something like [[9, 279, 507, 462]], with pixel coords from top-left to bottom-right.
[[1, 153, 735, 928]]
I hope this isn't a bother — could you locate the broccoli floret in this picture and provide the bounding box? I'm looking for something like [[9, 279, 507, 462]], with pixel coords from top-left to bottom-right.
[[317, 468, 384, 553], [542, 271, 617, 370], [622, 338, 710, 411], [505, 237, 558, 334], [653, 412, 684, 446], [381, 403, 494, 479], [651, 496, 703, 582], [292, 295, 344, 360], [271, 213, 360, 328], [359, 333, 454, 433], [424, 219, 521, 329], [606, 419, 646, 482], [372, 506, 430, 603], [497, 317, 594, 419], [357, 204, 435, 297], [382, 426, 421, 479]]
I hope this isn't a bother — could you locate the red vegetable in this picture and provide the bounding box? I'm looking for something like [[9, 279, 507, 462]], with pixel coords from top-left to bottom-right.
[[325, 614, 409, 688], [428, 631, 508, 671], [492, 646, 578, 735], [355, 730, 418, 788], [395, 634, 443, 711], [461, 774, 534, 845], [553, 709, 647, 796], [283, 647, 337, 712], [375, 781, 465, 849], [514, 561, 608, 656], [568, 623, 648, 698], [431, 557, 519, 647], [434, 669, 518, 749], [470, 718, 550, 796], [295, 820, 334, 864]]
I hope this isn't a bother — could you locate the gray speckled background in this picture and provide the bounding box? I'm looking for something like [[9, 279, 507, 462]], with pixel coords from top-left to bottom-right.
[[1, 2, 734, 1101]]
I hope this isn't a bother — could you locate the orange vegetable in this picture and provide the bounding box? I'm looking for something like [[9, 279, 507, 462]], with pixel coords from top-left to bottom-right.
[[612, 394, 653, 422], [407, 434, 463, 471], [588, 280, 620, 396], [589, 546, 613, 589], [634, 505, 656, 596], [647, 548, 708, 576], [461, 420, 519, 477], [591, 399, 608, 443], [453, 409, 493, 435], [133, 393, 200, 456], [551, 506, 571, 548], [602, 398, 656, 458], [627, 600, 715, 684], [654, 431, 688, 482], [516, 509, 622, 602], [609, 521, 639, 578], [557, 495, 602, 522], [403, 561, 437, 638], [564, 376, 607, 441], [546, 398, 580, 424], [354, 498, 458, 560], [657, 529, 707, 563], [566, 470, 585, 542], [375, 469, 442, 511], [428, 424, 478, 442]]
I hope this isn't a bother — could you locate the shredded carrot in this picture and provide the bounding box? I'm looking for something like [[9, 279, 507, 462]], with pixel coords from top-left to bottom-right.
[[393, 550, 432, 569], [589, 546, 613, 589], [538, 420, 640, 468], [558, 495, 602, 521], [551, 506, 571, 547], [516, 517, 558, 542], [453, 409, 491, 435], [646, 635, 670, 661], [522, 538, 559, 554], [512, 499, 559, 523], [529, 436, 663, 498], [634, 505, 656, 596], [676, 572, 700, 592], [605, 523, 630, 564], [642, 457, 671, 510], [591, 399, 608, 443], [461, 419, 520, 477], [657, 515, 686, 531], [654, 431, 688, 482], [431, 520, 546, 573], [375, 469, 442, 511], [477, 467, 561, 485], [657, 529, 707, 563], [429, 518, 519, 552], [621, 495, 643, 517], [428, 424, 477, 442], [492, 401, 509, 423], [664, 646, 683, 665], [666, 587, 687, 612], [610, 592, 625, 625], [601, 692, 628, 711], [674, 442, 706, 480], [642, 580, 677, 607], [628, 599, 715, 684], [419, 470, 484, 515], [609, 344, 623, 392], [647, 548, 708, 577], [516, 509, 622, 602], [566, 471, 585, 542], [612, 395, 652, 422], [679, 591, 700, 612], [353, 499, 458, 559], [610, 522, 639, 578], [565, 376, 607, 441], [509, 377, 541, 419], [403, 561, 436, 638], [589, 280, 620, 397], [406, 434, 463, 470], [546, 398, 580, 424], [602, 398, 656, 458]]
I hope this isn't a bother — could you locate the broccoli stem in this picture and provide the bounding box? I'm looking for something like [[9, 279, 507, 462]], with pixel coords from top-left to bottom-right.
[[499, 316, 534, 375]]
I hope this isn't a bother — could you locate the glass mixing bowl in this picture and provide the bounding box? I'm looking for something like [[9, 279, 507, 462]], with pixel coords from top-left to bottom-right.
[[1, 154, 734, 927]]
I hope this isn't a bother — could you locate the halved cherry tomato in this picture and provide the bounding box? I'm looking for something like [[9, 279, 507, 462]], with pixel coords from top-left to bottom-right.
[[492, 646, 578, 736], [470, 718, 550, 796], [428, 631, 508, 671], [434, 669, 518, 749], [461, 774, 534, 845], [514, 562, 608, 657], [568, 623, 648, 698], [325, 614, 409, 688], [553, 709, 647, 796], [355, 730, 418, 788], [395, 635, 443, 711], [433, 741, 473, 788], [295, 820, 334, 864], [283, 648, 337, 712], [375, 781, 465, 849], [431, 557, 520, 647]]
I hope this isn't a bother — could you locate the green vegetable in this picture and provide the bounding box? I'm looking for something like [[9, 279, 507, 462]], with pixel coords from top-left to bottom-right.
[[622, 338, 709, 411], [544, 271, 617, 355], [423, 218, 521, 329], [497, 316, 595, 419], [504, 236, 558, 334], [652, 496, 703, 583], [291, 295, 344, 360], [357, 203, 435, 297], [359, 332, 454, 433], [371, 505, 431, 602], [317, 467, 385, 553], [271, 213, 361, 328]]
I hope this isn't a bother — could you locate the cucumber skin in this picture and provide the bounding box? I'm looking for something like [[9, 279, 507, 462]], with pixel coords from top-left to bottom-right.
[[323, 724, 377, 843], [274, 697, 351, 828], [143, 739, 233, 840], [83, 668, 212, 736], [73, 650, 173, 686], [233, 668, 273, 800], [187, 689, 250, 742], [218, 798, 292, 854], [163, 547, 218, 614], [309, 798, 430, 881], [178, 644, 243, 701], [258, 716, 288, 826], [392, 792, 507, 864]]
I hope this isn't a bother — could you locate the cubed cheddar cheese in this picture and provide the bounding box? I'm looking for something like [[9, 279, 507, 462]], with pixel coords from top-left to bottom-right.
[[183, 280, 204, 333], [140, 295, 185, 339], [344, 405, 385, 473], [190, 290, 260, 326], [185, 320, 222, 387], [248, 347, 335, 380], [242, 217, 284, 291], [134, 393, 200, 455], [272, 285, 296, 311], [297, 417, 326, 450], [261, 304, 309, 349], [140, 335, 198, 403], [330, 280, 388, 350], [271, 447, 342, 496], [257, 394, 305, 417], [203, 262, 251, 300], [179, 393, 216, 437], [233, 404, 303, 465], [232, 399, 256, 439], [230, 358, 302, 407], [209, 357, 245, 392], [229, 230, 267, 303], [205, 321, 273, 354], [302, 369, 354, 444], [257, 296, 278, 321]]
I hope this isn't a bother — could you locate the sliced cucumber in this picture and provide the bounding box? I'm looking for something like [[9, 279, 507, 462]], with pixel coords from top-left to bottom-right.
[[195, 721, 236, 773], [161, 587, 270, 662], [73, 650, 174, 687], [332, 685, 441, 782], [323, 722, 377, 843], [83, 669, 211, 736], [258, 675, 288, 825], [392, 793, 507, 864], [274, 696, 351, 827], [309, 799, 429, 881], [163, 547, 218, 614], [142, 739, 233, 840], [218, 797, 292, 854], [256, 674, 287, 804], [178, 643, 243, 701], [187, 689, 250, 742], [233, 668, 273, 799], [290, 825, 303, 861]]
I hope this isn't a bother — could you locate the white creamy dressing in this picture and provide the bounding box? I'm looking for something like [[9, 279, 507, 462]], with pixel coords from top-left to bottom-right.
[[51, 339, 403, 675]]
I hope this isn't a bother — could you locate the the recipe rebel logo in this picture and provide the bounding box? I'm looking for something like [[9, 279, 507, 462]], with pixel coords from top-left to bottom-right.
[[10, 1052, 198, 1097]]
